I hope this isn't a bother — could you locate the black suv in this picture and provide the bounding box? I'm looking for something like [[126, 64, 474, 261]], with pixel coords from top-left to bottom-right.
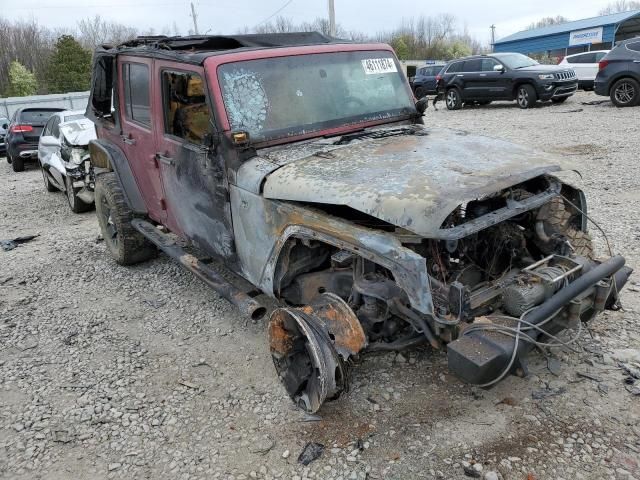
[[6, 107, 64, 172], [440, 53, 578, 110], [412, 64, 445, 98], [594, 37, 640, 107]]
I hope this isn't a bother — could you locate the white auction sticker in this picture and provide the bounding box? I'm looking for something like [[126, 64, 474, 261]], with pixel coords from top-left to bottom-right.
[[361, 58, 397, 75]]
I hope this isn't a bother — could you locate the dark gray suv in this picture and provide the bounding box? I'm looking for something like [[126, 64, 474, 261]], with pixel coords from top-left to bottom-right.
[[595, 37, 640, 107]]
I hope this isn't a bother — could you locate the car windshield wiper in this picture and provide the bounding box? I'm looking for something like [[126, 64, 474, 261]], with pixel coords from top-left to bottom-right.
[[332, 126, 422, 145]]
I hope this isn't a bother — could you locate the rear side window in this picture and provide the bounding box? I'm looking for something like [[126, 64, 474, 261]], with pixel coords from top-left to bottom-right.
[[122, 63, 151, 126], [20, 110, 59, 125], [446, 62, 463, 73], [569, 53, 597, 64], [463, 59, 482, 72], [161, 70, 211, 145], [627, 42, 640, 52]]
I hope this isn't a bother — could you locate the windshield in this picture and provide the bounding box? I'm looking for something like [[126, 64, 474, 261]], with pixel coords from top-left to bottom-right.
[[217, 50, 414, 143], [493, 53, 539, 69]]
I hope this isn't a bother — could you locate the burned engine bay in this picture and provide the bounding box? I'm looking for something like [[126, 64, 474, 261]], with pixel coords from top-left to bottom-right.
[[267, 175, 632, 413]]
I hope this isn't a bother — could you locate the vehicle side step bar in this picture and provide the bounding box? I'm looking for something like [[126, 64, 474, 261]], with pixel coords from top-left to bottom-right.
[[131, 219, 267, 321]]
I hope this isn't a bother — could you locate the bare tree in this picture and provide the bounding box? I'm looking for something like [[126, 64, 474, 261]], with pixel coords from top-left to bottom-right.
[[599, 0, 640, 14], [525, 16, 569, 30], [76, 15, 137, 50]]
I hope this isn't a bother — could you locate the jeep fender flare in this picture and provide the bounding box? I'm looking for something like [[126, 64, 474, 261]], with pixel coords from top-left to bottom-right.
[[264, 224, 435, 316], [89, 139, 147, 214]]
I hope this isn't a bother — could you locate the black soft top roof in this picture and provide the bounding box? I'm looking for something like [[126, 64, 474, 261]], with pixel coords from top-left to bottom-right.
[[97, 32, 351, 64]]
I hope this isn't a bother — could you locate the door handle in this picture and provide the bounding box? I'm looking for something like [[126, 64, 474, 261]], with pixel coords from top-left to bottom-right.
[[479, 73, 487, 77], [156, 153, 175, 166], [634, 60, 640, 63], [121, 134, 136, 145], [456, 74, 464, 77]]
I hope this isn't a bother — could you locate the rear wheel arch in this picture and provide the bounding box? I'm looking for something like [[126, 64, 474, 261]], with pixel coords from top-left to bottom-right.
[[89, 139, 147, 214]]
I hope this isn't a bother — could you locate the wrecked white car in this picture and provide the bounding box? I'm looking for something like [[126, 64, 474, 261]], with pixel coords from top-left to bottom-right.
[[38, 112, 97, 213]]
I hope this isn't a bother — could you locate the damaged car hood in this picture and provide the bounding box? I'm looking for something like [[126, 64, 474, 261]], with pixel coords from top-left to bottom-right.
[[60, 118, 96, 146], [260, 127, 569, 238]]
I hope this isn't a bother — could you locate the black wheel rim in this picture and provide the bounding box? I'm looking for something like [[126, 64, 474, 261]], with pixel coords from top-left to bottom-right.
[[614, 82, 635, 105], [100, 195, 118, 248]]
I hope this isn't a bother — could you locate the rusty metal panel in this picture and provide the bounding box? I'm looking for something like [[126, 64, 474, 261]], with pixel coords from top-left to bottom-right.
[[261, 126, 565, 238]]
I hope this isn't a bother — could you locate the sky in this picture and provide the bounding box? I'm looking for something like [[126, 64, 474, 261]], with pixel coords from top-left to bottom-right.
[[1, 0, 617, 46]]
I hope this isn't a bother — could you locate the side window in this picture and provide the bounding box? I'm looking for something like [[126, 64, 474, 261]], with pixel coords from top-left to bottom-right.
[[565, 55, 577, 64], [447, 62, 462, 73], [43, 117, 54, 137], [122, 62, 151, 126], [595, 52, 608, 61], [481, 59, 500, 71], [51, 118, 60, 138], [463, 59, 482, 72], [161, 70, 211, 145], [627, 42, 640, 52]]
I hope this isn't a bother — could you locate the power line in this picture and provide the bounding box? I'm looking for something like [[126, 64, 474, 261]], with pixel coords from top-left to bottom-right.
[[255, 0, 294, 26]]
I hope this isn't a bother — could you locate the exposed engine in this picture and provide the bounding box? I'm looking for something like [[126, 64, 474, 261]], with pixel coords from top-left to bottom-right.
[[268, 180, 632, 412]]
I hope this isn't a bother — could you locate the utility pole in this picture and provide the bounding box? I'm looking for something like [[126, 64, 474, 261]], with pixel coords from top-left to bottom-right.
[[190, 2, 199, 35], [328, 0, 336, 37], [490, 24, 496, 52]]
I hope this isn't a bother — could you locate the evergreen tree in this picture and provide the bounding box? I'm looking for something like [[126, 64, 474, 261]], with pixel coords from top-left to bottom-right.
[[46, 35, 92, 93], [5, 61, 38, 97]]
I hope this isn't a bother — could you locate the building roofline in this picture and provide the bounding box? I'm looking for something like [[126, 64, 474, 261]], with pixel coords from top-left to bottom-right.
[[495, 9, 640, 44]]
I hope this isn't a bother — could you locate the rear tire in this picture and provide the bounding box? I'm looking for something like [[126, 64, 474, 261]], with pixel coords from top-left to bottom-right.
[[610, 78, 640, 107], [95, 173, 157, 265], [65, 175, 93, 213], [11, 155, 24, 172], [415, 86, 427, 99], [446, 88, 462, 110], [538, 197, 594, 258], [516, 84, 537, 109]]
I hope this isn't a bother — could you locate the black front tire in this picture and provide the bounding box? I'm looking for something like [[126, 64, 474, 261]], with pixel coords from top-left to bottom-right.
[[610, 78, 640, 107], [446, 88, 463, 110], [551, 97, 568, 104], [516, 84, 537, 109], [11, 156, 24, 172], [65, 175, 93, 213], [94, 173, 156, 265]]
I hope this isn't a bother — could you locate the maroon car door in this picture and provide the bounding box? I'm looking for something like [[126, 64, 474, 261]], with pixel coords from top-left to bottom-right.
[[151, 61, 235, 259], [118, 56, 167, 223]]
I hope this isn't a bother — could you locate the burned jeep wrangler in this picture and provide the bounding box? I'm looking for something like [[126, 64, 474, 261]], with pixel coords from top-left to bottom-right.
[[86, 33, 632, 413]]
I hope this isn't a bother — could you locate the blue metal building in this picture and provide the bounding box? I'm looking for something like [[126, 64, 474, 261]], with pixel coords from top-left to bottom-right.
[[494, 10, 640, 56]]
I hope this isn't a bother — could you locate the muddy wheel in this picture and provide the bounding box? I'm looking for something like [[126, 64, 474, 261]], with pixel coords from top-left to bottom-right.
[[94, 173, 156, 265], [415, 86, 427, 99], [538, 197, 593, 258], [65, 175, 92, 213]]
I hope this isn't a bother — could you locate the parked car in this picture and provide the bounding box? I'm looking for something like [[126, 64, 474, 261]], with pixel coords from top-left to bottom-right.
[[412, 64, 445, 98], [86, 33, 630, 414], [0, 117, 9, 157], [595, 37, 640, 107], [559, 50, 609, 90], [439, 52, 578, 110], [6, 107, 65, 172], [38, 110, 97, 213]]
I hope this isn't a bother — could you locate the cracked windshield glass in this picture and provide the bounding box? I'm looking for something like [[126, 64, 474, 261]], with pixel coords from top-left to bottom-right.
[[218, 50, 415, 142]]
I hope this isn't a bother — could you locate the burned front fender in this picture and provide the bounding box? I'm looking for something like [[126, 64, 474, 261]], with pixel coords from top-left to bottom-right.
[[230, 185, 435, 315]]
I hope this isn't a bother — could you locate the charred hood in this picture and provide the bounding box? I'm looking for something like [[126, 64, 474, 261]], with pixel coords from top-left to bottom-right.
[[259, 127, 568, 239]]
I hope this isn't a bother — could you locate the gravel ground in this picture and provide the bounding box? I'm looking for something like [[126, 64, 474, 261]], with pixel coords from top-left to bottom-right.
[[1, 91, 639, 480]]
